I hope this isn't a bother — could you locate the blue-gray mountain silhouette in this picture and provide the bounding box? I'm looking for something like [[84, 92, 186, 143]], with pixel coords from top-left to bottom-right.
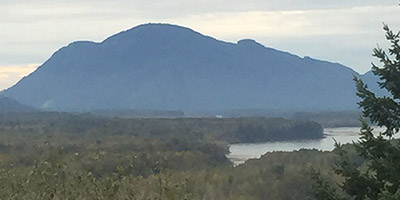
[[0, 96, 36, 113], [1, 23, 381, 112]]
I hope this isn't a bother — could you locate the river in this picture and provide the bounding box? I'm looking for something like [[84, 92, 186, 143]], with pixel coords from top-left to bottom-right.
[[227, 126, 391, 165]]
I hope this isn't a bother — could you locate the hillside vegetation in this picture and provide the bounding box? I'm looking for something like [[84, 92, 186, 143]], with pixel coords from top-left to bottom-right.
[[0, 112, 334, 199], [0, 112, 323, 144]]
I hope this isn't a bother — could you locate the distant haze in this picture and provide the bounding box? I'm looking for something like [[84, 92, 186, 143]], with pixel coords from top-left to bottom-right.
[[0, 24, 385, 113], [1, 1, 400, 90]]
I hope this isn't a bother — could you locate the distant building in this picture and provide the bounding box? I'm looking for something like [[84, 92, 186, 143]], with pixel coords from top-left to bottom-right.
[[215, 115, 223, 119]]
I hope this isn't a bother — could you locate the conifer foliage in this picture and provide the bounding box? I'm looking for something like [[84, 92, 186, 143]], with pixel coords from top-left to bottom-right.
[[312, 23, 400, 200]]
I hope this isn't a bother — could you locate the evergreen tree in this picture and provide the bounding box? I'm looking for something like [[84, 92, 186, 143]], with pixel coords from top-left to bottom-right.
[[312, 24, 400, 200]]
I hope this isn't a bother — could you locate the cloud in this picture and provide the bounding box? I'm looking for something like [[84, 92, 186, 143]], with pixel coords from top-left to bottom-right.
[[0, 64, 38, 90], [168, 5, 400, 73], [0, 1, 399, 74], [1, 1, 396, 17]]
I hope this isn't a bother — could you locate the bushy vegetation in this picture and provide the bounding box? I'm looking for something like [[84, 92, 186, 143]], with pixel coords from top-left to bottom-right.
[[0, 134, 343, 199], [0, 112, 333, 199]]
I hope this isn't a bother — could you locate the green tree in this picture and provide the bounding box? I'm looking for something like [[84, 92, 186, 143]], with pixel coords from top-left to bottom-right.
[[312, 24, 400, 199]]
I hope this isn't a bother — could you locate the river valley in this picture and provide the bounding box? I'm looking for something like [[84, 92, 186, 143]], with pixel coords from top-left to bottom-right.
[[227, 126, 391, 165]]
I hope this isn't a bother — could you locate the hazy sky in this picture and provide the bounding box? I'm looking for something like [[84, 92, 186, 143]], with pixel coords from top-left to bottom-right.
[[1, 0, 400, 90]]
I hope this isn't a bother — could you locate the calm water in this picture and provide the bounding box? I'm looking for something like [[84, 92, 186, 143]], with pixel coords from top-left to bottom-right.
[[227, 126, 389, 165]]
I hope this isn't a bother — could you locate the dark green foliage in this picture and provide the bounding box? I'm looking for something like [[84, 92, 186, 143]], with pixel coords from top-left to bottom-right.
[[311, 168, 346, 200], [222, 118, 323, 143], [293, 111, 363, 128], [312, 24, 400, 200], [0, 113, 323, 144], [91, 109, 184, 118]]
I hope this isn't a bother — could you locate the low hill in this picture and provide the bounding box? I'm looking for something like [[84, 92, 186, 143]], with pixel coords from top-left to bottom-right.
[[0, 96, 36, 113]]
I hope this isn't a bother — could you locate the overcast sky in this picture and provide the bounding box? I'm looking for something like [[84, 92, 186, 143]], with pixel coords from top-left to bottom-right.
[[1, 0, 400, 90]]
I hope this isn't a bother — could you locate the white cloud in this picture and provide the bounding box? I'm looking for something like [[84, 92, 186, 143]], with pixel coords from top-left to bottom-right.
[[169, 5, 399, 73], [0, 1, 400, 74]]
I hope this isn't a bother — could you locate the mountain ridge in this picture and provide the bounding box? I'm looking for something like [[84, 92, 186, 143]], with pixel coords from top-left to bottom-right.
[[1, 23, 380, 113]]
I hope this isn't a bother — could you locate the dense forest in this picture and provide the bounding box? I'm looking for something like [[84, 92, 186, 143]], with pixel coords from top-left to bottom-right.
[[0, 112, 323, 143], [0, 112, 336, 199]]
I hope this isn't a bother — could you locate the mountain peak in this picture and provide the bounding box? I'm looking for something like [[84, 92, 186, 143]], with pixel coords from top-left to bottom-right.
[[1, 23, 377, 112], [102, 23, 207, 45], [237, 39, 268, 51], [128, 23, 196, 32], [237, 39, 262, 45]]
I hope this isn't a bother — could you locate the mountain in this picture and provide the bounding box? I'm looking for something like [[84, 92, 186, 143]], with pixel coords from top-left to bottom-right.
[[0, 96, 36, 113], [0, 23, 382, 113]]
